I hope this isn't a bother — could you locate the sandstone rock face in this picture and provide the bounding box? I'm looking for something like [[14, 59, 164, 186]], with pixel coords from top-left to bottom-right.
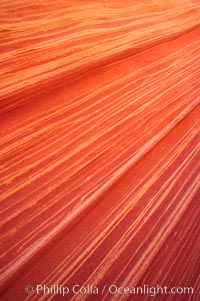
[[0, 1, 199, 300]]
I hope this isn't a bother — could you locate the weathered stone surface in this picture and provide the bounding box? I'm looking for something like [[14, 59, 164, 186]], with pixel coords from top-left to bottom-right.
[[0, 1, 199, 300]]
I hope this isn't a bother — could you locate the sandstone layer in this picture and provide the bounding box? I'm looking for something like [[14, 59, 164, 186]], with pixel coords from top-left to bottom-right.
[[0, 1, 200, 300]]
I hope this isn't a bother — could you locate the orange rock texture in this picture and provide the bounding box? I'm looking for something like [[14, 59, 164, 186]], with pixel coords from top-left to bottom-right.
[[0, 1, 200, 300]]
